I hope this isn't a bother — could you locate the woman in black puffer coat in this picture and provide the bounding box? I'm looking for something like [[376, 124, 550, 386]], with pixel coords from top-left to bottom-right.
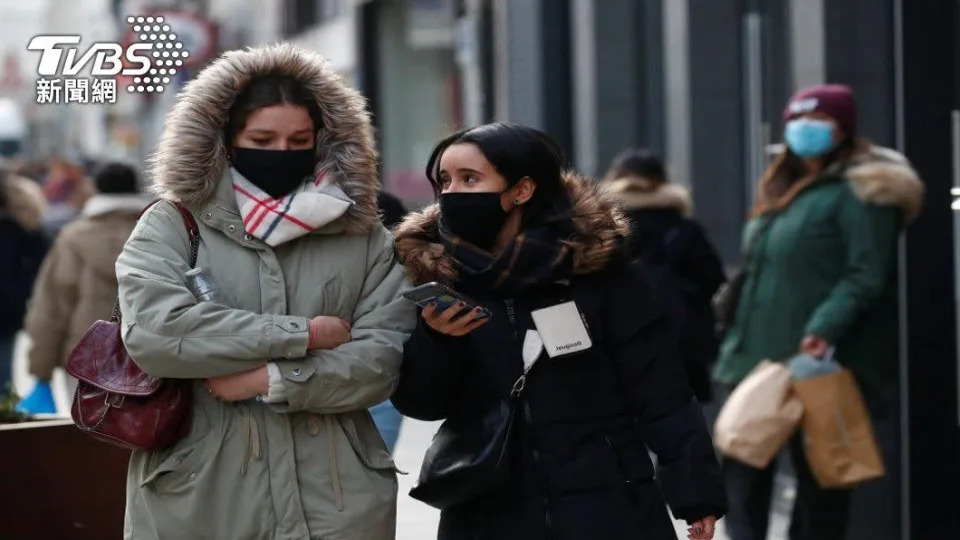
[[392, 123, 726, 540]]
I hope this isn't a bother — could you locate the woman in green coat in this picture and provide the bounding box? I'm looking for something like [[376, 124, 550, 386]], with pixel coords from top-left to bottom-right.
[[713, 84, 923, 540]]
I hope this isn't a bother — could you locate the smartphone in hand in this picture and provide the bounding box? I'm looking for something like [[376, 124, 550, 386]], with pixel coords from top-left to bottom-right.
[[402, 282, 493, 320]]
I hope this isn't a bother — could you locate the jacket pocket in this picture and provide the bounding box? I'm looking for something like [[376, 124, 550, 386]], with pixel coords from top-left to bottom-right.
[[140, 398, 219, 493], [139, 430, 216, 493], [338, 412, 402, 474], [605, 429, 658, 497]]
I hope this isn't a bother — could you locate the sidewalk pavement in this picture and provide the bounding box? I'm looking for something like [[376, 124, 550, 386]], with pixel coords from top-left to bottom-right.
[[11, 331, 789, 539]]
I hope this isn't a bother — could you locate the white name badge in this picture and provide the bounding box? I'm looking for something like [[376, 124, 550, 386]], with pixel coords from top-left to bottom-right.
[[530, 301, 592, 358]]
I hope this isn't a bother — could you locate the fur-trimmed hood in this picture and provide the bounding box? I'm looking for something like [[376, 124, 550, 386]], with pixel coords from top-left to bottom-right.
[[394, 172, 631, 286], [841, 145, 924, 223], [606, 177, 693, 217], [757, 141, 924, 223], [1, 173, 46, 232], [147, 44, 379, 233]]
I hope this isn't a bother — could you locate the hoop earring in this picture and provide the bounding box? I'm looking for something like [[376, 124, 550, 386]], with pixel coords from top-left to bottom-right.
[[513, 197, 522, 207]]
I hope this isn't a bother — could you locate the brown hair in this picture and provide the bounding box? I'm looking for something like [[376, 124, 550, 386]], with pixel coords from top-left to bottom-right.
[[225, 75, 324, 149], [752, 136, 857, 216]]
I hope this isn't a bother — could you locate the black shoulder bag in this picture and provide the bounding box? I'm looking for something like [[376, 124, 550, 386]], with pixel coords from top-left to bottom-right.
[[409, 298, 530, 510]]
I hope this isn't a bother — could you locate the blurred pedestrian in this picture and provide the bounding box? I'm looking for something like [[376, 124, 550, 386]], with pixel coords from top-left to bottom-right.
[[40, 158, 94, 236], [713, 84, 924, 540], [115, 45, 415, 539], [0, 169, 48, 392], [18, 163, 148, 413], [604, 149, 725, 402], [392, 123, 726, 540], [369, 189, 409, 453]]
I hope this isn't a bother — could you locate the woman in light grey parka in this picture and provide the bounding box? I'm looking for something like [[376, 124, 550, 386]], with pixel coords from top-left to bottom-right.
[[117, 44, 415, 540]]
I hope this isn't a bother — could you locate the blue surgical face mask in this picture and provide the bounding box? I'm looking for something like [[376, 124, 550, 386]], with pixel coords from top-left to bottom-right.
[[784, 118, 836, 158]]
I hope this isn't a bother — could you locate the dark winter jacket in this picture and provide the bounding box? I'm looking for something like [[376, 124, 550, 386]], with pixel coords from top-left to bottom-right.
[[608, 179, 725, 402], [392, 173, 726, 540], [0, 173, 49, 336], [714, 143, 924, 412]]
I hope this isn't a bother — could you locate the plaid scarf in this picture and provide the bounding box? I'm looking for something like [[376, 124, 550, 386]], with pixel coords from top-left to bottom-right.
[[440, 219, 574, 294], [231, 168, 353, 247]]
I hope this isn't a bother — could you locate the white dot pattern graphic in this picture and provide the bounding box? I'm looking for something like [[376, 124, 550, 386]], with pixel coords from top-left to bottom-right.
[[123, 14, 188, 94]]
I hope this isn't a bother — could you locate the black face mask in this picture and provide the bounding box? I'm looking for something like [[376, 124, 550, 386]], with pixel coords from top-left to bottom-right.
[[439, 192, 509, 251], [232, 147, 316, 199]]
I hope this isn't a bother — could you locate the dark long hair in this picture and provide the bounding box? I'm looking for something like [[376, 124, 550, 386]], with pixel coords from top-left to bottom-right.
[[225, 75, 324, 150], [425, 122, 573, 230]]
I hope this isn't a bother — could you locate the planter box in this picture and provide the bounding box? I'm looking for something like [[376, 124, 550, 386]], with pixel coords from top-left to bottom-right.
[[0, 419, 130, 538]]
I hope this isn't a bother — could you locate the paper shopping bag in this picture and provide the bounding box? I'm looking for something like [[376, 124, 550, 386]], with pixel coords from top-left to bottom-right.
[[714, 361, 803, 468], [793, 368, 885, 488]]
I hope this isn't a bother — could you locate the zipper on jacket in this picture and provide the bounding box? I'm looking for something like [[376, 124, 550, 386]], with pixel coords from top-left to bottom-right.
[[323, 415, 345, 511], [505, 297, 554, 538], [523, 399, 553, 537]]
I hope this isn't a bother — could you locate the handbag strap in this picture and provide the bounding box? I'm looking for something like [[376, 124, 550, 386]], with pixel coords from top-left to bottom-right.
[[110, 200, 201, 323], [504, 298, 529, 398]]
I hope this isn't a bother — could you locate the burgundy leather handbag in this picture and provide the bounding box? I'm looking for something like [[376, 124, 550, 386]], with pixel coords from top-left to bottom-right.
[[65, 200, 198, 451]]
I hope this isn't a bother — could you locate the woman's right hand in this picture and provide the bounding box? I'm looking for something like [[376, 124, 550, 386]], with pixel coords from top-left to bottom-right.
[[308, 316, 352, 350], [422, 302, 490, 337]]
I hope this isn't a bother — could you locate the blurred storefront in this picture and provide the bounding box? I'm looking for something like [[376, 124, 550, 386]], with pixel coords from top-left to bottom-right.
[[360, 0, 462, 205]]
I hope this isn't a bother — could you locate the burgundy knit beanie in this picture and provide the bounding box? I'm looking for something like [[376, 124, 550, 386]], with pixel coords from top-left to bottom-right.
[[784, 84, 857, 136]]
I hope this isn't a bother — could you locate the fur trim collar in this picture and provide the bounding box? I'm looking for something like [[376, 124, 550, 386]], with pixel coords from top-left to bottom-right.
[[842, 145, 924, 223], [756, 141, 924, 223], [606, 177, 693, 216], [1, 173, 45, 231], [394, 172, 630, 286], [81, 194, 151, 217], [147, 44, 379, 234]]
